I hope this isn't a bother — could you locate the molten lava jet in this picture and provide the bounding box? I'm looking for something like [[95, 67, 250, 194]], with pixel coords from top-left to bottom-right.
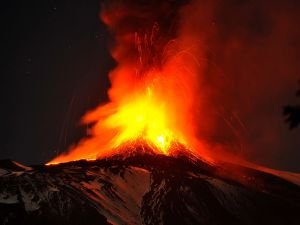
[[49, 55, 201, 164], [49, 1, 207, 165]]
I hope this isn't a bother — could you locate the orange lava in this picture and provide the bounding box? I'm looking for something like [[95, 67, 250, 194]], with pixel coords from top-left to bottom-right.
[[48, 3, 206, 165], [49, 61, 200, 164]]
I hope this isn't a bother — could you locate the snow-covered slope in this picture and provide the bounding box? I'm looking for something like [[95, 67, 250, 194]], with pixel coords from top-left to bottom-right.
[[0, 154, 300, 225]]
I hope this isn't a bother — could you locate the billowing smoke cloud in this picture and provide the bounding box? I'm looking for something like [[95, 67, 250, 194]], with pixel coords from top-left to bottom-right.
[[100, 0, 188, 72], [51, 0, 300, 170], [179, 0, 300, 170]]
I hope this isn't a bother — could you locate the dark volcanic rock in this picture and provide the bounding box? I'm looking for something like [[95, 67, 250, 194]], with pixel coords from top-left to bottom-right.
[[0, 153, 300, 225], [0, 160, 31, 172]]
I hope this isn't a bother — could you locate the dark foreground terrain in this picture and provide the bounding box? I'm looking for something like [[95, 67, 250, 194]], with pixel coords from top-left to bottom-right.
[[1, 150, 300, 225]]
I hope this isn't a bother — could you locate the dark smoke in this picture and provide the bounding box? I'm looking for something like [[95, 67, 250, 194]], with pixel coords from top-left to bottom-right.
[[101, 0, 189, 74]]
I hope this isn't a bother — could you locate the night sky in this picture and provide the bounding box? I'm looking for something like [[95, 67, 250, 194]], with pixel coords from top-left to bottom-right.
[[1, 0, 113, 164], [1, 0, 300, 171]]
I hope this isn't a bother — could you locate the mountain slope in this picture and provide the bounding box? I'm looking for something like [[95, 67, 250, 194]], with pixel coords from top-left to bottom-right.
[[1, 153, 300, 225]]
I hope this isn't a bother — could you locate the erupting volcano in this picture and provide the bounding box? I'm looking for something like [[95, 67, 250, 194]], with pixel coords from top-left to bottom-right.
[[2, 1, 300, 225], [49, 0, 206, 165]]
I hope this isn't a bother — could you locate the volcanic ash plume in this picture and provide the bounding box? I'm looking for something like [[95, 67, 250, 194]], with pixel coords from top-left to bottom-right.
[[49, 0, 212, 164], [50, 0, 300, 168]]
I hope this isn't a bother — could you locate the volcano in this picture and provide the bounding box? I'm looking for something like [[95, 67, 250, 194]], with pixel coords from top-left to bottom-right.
[[1, 147, 300, 225]]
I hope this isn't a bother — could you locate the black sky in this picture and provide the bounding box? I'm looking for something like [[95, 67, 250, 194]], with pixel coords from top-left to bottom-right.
[[1, 0, 299, 171], [1, 0, 113, 164]]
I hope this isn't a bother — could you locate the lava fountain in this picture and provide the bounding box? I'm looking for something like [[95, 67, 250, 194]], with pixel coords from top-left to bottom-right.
[[49, 0, 208, 164]]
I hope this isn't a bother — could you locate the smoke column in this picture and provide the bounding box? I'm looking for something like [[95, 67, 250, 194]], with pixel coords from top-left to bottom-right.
[[51, 0, 300, 170]]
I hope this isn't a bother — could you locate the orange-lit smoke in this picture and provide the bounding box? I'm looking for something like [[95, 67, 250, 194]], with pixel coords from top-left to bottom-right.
[[50, 0, 300, 170], [179, 0, 300, 169], [49, 0, 209, 164]]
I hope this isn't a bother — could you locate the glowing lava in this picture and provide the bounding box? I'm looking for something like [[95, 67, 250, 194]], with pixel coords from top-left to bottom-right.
[[48, 1, 205, 165], [49, 65, 198, 165], [103, 87, 187, 153]]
